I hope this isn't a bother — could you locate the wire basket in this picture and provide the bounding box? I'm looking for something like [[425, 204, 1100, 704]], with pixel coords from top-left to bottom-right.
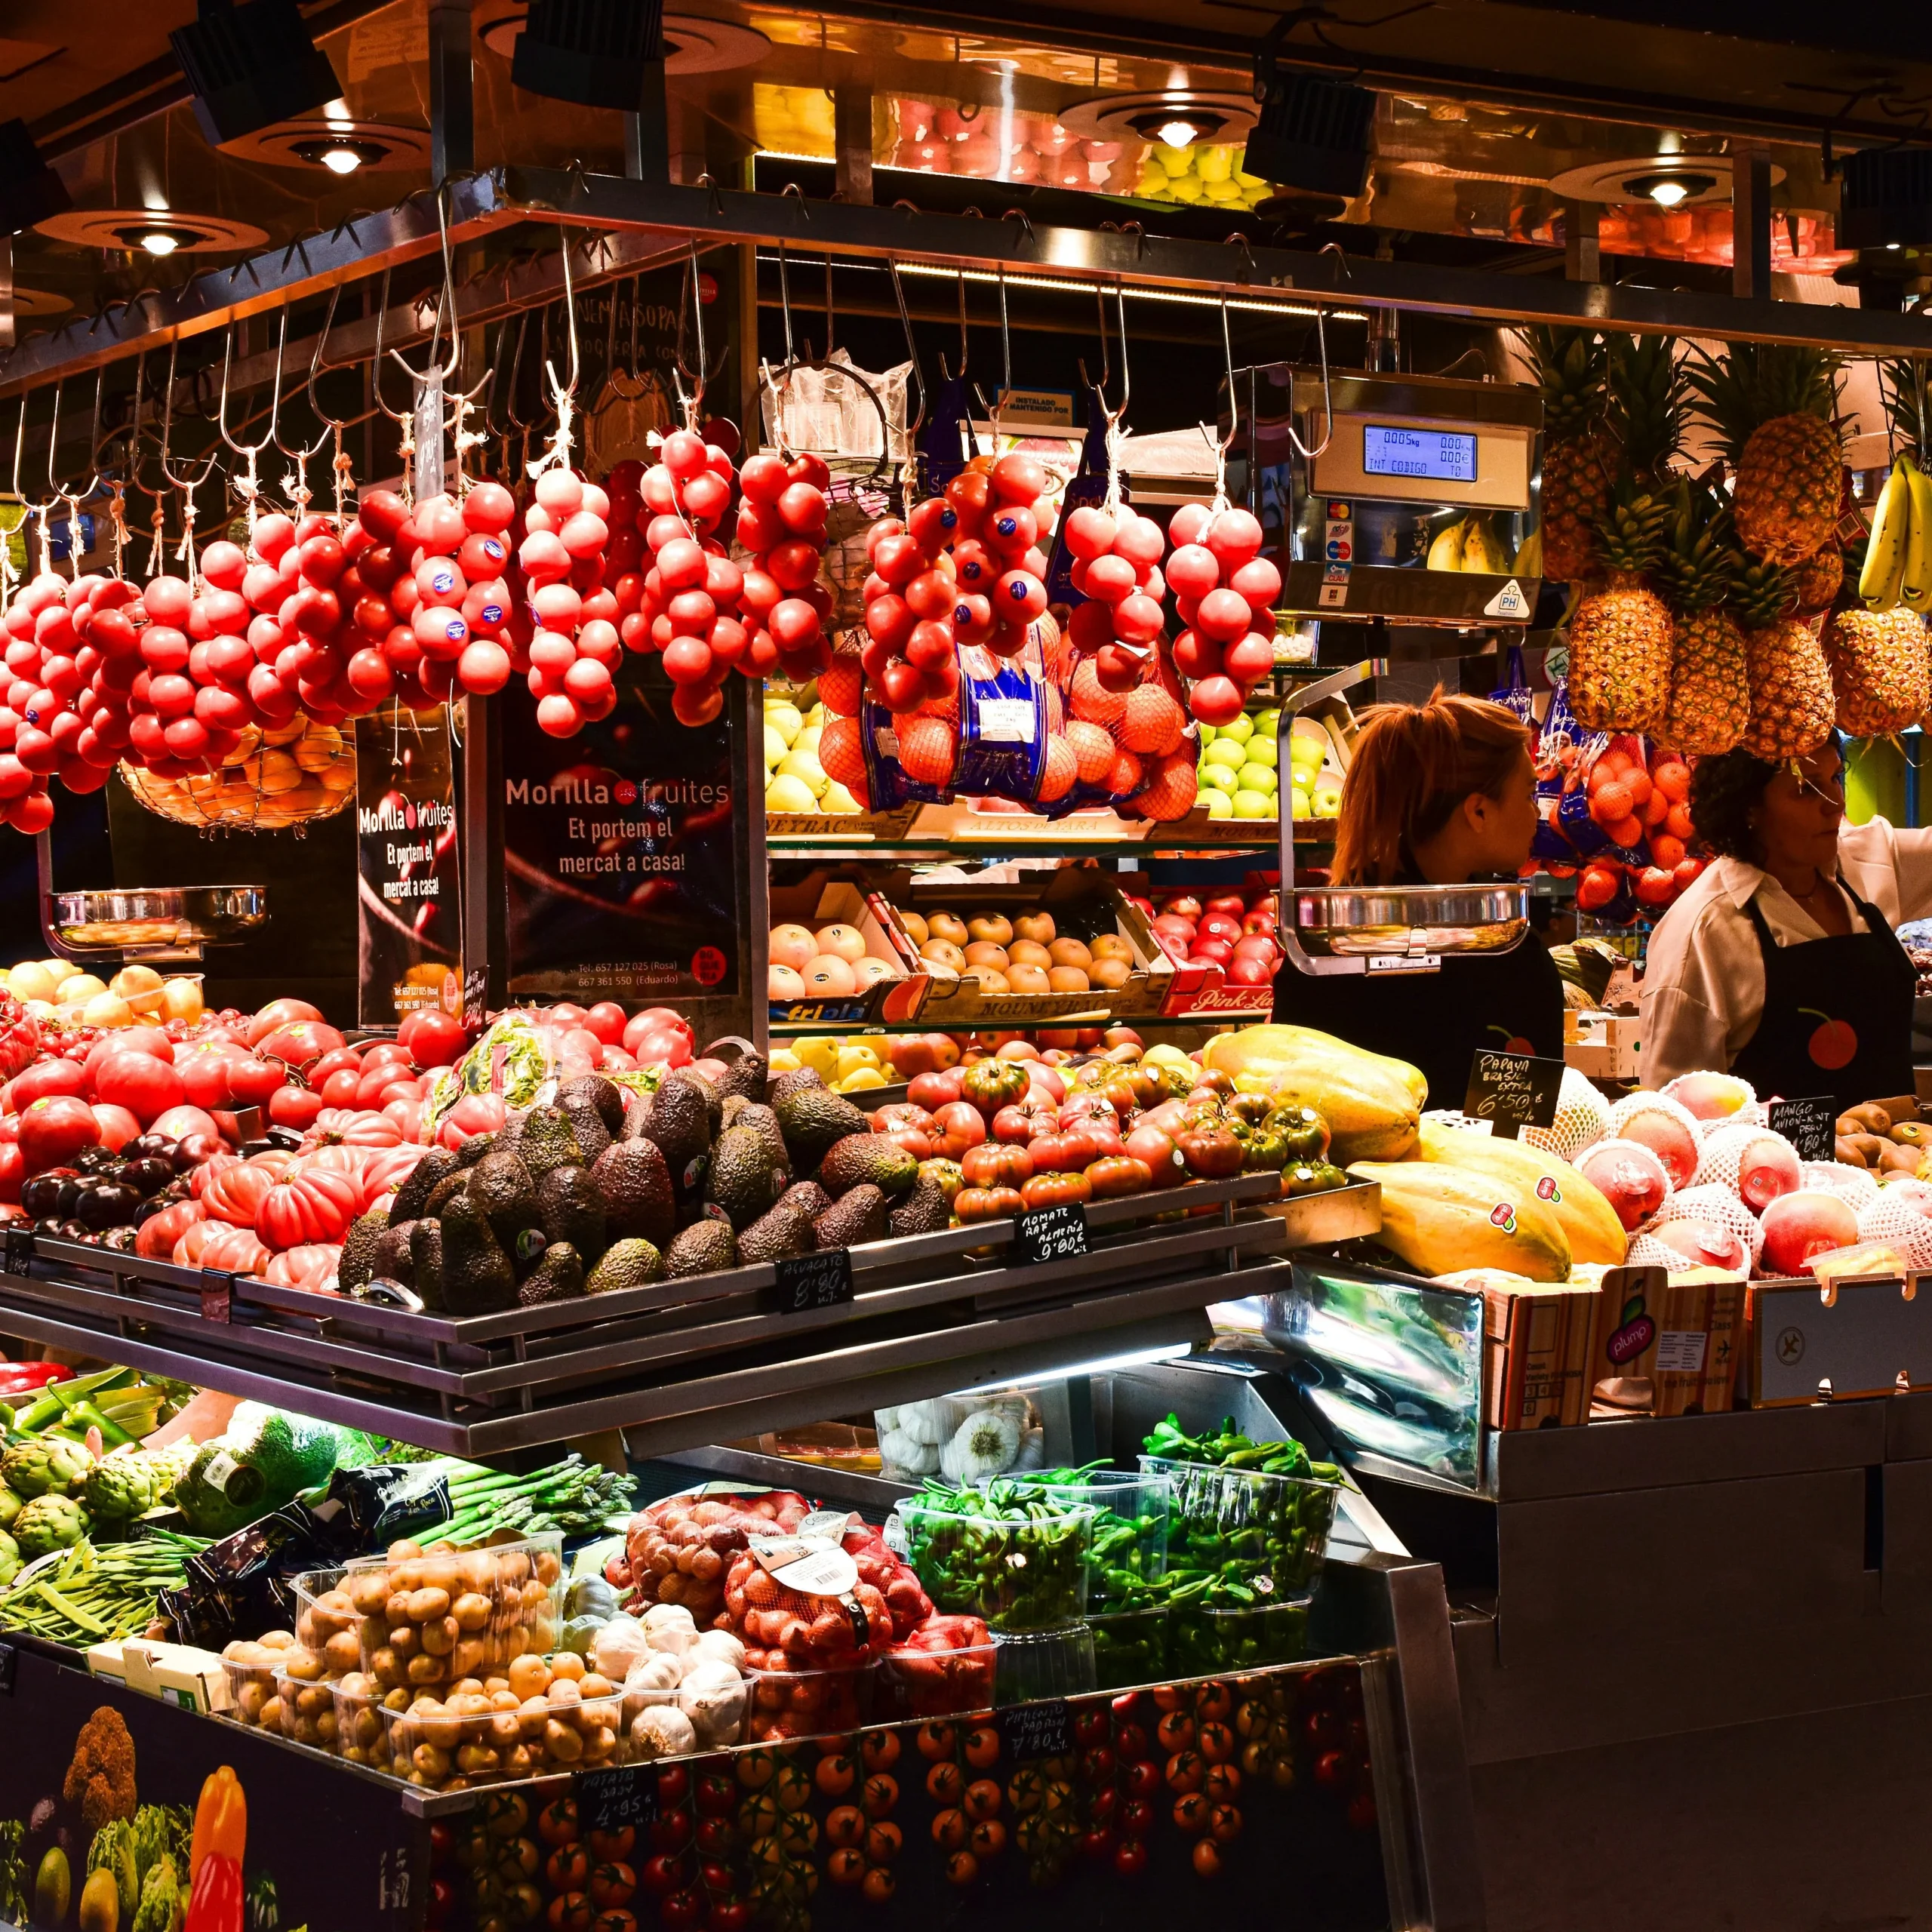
[[119, 715, 355, 830]]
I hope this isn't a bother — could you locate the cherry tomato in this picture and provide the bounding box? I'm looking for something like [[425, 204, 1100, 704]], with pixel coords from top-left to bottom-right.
[[927, 1761, 964, 1805], [915, 1721, 957, 1760], [1073, 1709, 1109, 1747], [861, 1774, 899, 1818], [861, 1868, 896, 1904], [1173, 1792, 1211, 1836], [650, 1813, 692, 1855], [658, 1767, 691, 1808], [1126, 1761, 1161, 1799], [963, 1724, 1001, 1768], [860, 1730, 901, 1772], [538, 1799, 581, 1847], [1080, 1746, 1116, 1783], [1192, 1840, 1223, 1879], [943, 1851, 979, 1887], [1204, 1764, 1242, 1805], [963, 1778, 1002, 1821], [587, 1828, 635, 1863], [1166, 1750, 1204, 1794], [708, 1903, 749, 1932], [1155, 1710, 1195, 1753], [931, 1808, 968, 1850], [695, 1774, 735, 1817], [827, 1849, 866, 1887], [968, 1818, 1006, 1858], [660, 1890, 703, 1930], [1121, 1798, 1154, 1836], [1197, 1683, 1235, 1722], [546, 1846, 589, 1892], [863, 1821, 902, 1865], [814, 1755, 856, 1798], [1315, 1749, 1349, 1788], [694, 1818, 734, 1858], [1210, 1803, 1244, 1844], [1114, 1838, 1148, 1878], [1115, 1722, 1149, 1762], [1198, 1721, 1236, 1764], [825, 1806, 865, 1849]]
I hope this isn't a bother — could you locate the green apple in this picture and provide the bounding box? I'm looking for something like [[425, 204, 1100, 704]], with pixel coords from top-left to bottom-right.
[[1237, 764, 1278, 796], [1244, 736, 1278, 769], [1220, 712, 1255, 746], [1204, 739, 1247, 776], [1313, 783, 1343, 817], [1198, 724, 1218, 743], [1251, 708, 1281, 738], [1232, 789, 1273, 819], [1198, 766, 1235, 797], [766, 701, 804, 746], [1291, 786, 1312, 819], [763, 725, 789, 771], [766, 774, 818, 812], [1204, 790, 1235, 819]]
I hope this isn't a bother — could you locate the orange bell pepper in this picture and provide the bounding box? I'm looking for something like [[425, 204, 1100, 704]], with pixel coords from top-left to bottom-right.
[[189, 1766, 248, 1881]]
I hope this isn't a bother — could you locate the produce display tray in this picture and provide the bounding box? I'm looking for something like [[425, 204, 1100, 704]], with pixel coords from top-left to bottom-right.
[[0, 1180, 1380, 1458]]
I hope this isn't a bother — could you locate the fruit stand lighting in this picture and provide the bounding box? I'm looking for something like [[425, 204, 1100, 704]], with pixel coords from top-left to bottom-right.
[[168, 0, 344, 146], [1131, 109, 1226, 152], [291, 134, 389, 174], [1623, 168, 1716, 208]]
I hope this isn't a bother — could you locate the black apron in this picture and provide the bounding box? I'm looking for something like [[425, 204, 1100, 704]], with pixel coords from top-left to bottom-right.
[[1269, 924, 1566, 1112], [1727, 878, 1915, 1109]]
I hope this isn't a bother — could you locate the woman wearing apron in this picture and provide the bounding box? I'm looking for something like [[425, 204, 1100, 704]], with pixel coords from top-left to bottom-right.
[[1271, 688, 1563, 1108], [1639, 741, 1932, 1104]]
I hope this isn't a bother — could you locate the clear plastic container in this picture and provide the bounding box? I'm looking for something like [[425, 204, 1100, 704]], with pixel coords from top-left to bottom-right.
[[1029, 1472, 1169, 1612], [745, 1662, 878, 1741], [291, 1567, 363, 1679], [331, 1672, 387, 1766], [897, 1497, 1092, 1632], [1138, 1456, 1341, 1601], [880, 1641, 997, 1718], [521, 1683, 626, 1772], [219, 1633, 316, 1727], [1089, 1607, 1168, 1690], [992, 1625, 1096, 1706], [272, 1666, 338, 1751], [344, 1535, 564, 1700], [1165, 1598, 1311, 1678], [379, 1697, 515, 1789]]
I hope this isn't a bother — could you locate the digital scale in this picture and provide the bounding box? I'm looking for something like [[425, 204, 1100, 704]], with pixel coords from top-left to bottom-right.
[[1252, 367, 1545, 628]]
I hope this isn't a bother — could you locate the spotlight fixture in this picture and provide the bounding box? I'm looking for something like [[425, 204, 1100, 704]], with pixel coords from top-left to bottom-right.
[[512, 0, 667, 112], [1243, 20, 1374, 202], [115, 222, 205, 257], [168, 0, 343, 148], [290, 134, 388, 174], [0, 120, 71, 235], [37, 207, 269, 255], [1622, 169, 1716, 208], [1129, 109, 1226, 152], [1838, 145, 1932, 251]]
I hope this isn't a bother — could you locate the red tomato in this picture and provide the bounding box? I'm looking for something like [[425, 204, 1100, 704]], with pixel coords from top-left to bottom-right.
[[93, 1052, 186, 1127], [245, 997, 325, 1048], [1113, 1838, 1147, 1878], [266, 1085, 324, 1131], [398, 1008, 468, 1069], [18, 1095, 100, 1173]]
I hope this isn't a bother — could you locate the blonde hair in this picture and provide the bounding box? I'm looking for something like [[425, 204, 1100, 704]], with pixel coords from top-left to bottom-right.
[[1329, 688, 1531, 886]]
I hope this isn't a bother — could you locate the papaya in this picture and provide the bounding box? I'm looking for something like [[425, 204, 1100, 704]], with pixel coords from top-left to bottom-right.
[[1347, 1158, 1572, 1281], [1415, 1121, 1626, 1266], [1202, 1024, 1423, 1162]]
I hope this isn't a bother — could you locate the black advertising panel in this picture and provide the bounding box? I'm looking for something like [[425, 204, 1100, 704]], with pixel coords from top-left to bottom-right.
[[502, 657, 753, 1030], [355, 705, 462, 1028]]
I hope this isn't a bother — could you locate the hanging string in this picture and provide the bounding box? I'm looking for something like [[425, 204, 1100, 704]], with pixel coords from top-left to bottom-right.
[[1094, 281, 1132, 519], [528, 232, 583, 482]]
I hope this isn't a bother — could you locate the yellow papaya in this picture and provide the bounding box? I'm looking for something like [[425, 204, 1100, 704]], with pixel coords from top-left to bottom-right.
[[1203, 1024, 1423, 1162], [1346, 1159, 1572, 1281], [1415, 1121, 1626, 1266]]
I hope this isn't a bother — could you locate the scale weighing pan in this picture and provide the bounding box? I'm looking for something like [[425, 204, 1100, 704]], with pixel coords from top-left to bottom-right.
[[48, 886, 269, 961]]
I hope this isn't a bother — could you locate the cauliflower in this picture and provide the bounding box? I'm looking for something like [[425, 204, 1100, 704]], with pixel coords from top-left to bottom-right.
[[691, 1629, 746, 1673], [623, 1652, 683, 1694], [590, 1615, 651, 1683], [641, 1603, 698, 1655], [677, 1660, 746, 1747], [65, 1707, 137, 1834], [628, 1703, 697, 1760]]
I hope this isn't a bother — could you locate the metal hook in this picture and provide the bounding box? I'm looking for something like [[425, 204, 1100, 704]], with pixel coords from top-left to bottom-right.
[[1091, 282, 1131, 426], [219, 309, 286, 460], [156, 340, 223, 492], [971, 265, 1013, 444], [1287, 297, 1335, 462], [370, 270, 416, 426], [48, 369, 107, 502], [937, 269, 968, 383], [887, 260, 926, 440], [773, 240, 797, 373], [543, 230, 581, 405], [1202, 295, 1238, 462], [823, 254, 836, 362]]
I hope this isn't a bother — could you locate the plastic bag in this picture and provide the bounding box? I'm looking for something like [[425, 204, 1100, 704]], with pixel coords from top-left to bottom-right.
[[1487, 643, 1539, 740]]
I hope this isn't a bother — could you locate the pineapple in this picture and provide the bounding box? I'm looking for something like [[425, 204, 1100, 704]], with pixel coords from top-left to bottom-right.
[[1606, 334, 1690, 487], [1881, 358, 1924, 458], [1790, 543, 1843, 614], [1569, 478, 1674, 734], [1821, 606, 1930, 737], [1686, 344, 1844, 565], [1660, 481, 1747, 755], [1520, 326, 1613, 583], [1734, 557, 1835, 758]]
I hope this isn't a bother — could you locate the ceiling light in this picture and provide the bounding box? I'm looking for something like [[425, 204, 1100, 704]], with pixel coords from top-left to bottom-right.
[[0, 119, 71, 235], [1242, 55, 1375, 200], [1621, 169, 1716, 207], [169, 0, 343, 146], [291, 135, 387, 174], [140, 231, 180, 256], [512, 0, 667, 111], [113, 220, 202, 256], [1129, 108, 1224, 152]]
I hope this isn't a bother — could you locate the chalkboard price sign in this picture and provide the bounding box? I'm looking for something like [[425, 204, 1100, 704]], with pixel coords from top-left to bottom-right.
[[1465, 1051, 1565, 1140], [1767, 1095, 1838, 1164], [1014, 1201, 1089, 1267], [576, 1764, 659, 1833], [999, 1697, 1072, 1761], [198, 1270, 235, 1325], [776, 1249, 855, 1315]]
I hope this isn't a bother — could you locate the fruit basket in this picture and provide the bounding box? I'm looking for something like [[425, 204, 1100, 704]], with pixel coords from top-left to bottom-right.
[[118, 715, 355, 830]]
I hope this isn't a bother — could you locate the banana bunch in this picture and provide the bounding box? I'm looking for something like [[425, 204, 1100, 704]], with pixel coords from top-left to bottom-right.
[[1426, 513, 1514, 574], [1860, 454, 1932, 611]]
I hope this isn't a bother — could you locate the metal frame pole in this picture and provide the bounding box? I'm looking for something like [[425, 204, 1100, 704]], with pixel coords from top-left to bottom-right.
[[428, 0, 475, 183]]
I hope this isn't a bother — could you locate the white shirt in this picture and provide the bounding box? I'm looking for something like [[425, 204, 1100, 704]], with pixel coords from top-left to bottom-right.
[[1638, 817, 1932, 1088]]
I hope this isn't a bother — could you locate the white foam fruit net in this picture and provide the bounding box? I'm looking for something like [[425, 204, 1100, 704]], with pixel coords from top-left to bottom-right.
[[1854, 1192, 1932, 1270], [1652, 1183, 1765, 1268], [1693, 1121, 1795, 1200], [1605, 1090, 1704, 1187], [1799, 1160, 1881, 1210], [1574, 1138, 1672, 1232], [1624, 1232, 1692, 1273], [1524, 1065, 1611, 1161]]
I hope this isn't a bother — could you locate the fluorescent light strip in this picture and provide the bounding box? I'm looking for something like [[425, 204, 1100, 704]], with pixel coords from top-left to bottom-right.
[[756, 253, 1364, 321]]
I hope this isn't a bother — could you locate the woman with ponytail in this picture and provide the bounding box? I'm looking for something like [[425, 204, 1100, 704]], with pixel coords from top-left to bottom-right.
[[1273, 688, 1561, 1104]]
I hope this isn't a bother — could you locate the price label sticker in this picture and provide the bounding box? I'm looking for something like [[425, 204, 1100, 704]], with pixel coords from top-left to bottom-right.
[[1464, 1050, 1564, 1140], [749, 1536, 860, 1597], [576, 1764, 659, 1833], [1768, 1095, 1838, 1164], [797, 1509, 857, 1542], [1, 1227, 32, 1278], [998, 1697, 1072, 1761], [775, 1249, 854, 1315], [199, 1270, 235, 1324], [1014, 1201, 1088, 1267], [976, 697, 1038, 744]]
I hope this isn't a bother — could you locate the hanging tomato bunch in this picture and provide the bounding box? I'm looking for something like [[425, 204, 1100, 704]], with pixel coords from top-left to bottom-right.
[[1060, 501, 1171, 691], [732, 446, 835, 685], [1164, 503, 1279, 728]]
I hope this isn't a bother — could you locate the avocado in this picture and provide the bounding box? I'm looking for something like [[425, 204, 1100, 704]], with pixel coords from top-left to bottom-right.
[[664, 1218, 737, 1278], [889, 1176, 954, 1238], [557, 1087, 613, 1166], [768, 1067, 826, 1105], [439, 1193, 518, 1314], [732, 1102, 789, 1175], [409, 1218, 445, 1306], [716, 1048, 769, 1103], [814, 1183, 888, 1249], [518, 1241, 585, 1306], [774, 1087, 873, 1168], [391, 1146, 458, 1224], [376, 1219, 417, 1286], [337, 1211, 389, 1294], [454, 1130, 498, 1168], [817, 1132, 918, 1198], [590, 1139, 675, 1245], [561, 1072, 627, 1136], [706, 1125, 786, 1231], [737, 1199, 815, 1266], [468, 1150, 540, 1250], [642, 1073, 714, 1168], [620, 1090, 653, 1140], [585, 1237, 665, 1294], [509, 1104, 583, 1182], [719, 1093, 752, 1128], [778, 1180, 832, 1220], [537, 1164, 607, 1260], [423, 1168, 469, 1217]]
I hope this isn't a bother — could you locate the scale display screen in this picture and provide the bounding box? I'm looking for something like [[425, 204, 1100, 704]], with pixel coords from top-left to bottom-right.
[[1361, 423, 1478, 484]]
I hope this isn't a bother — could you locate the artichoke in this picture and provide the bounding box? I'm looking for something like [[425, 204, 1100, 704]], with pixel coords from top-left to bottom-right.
[[2, 1438, 91, 1499], [83, 1457, 157, 1523], [131, 1807, 190, 1890], [0, 1528, 18, 1588], [14, 1493, 86, 1558], [0, 1483, 20, 1529], [132, 1854, 183, 1932]]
